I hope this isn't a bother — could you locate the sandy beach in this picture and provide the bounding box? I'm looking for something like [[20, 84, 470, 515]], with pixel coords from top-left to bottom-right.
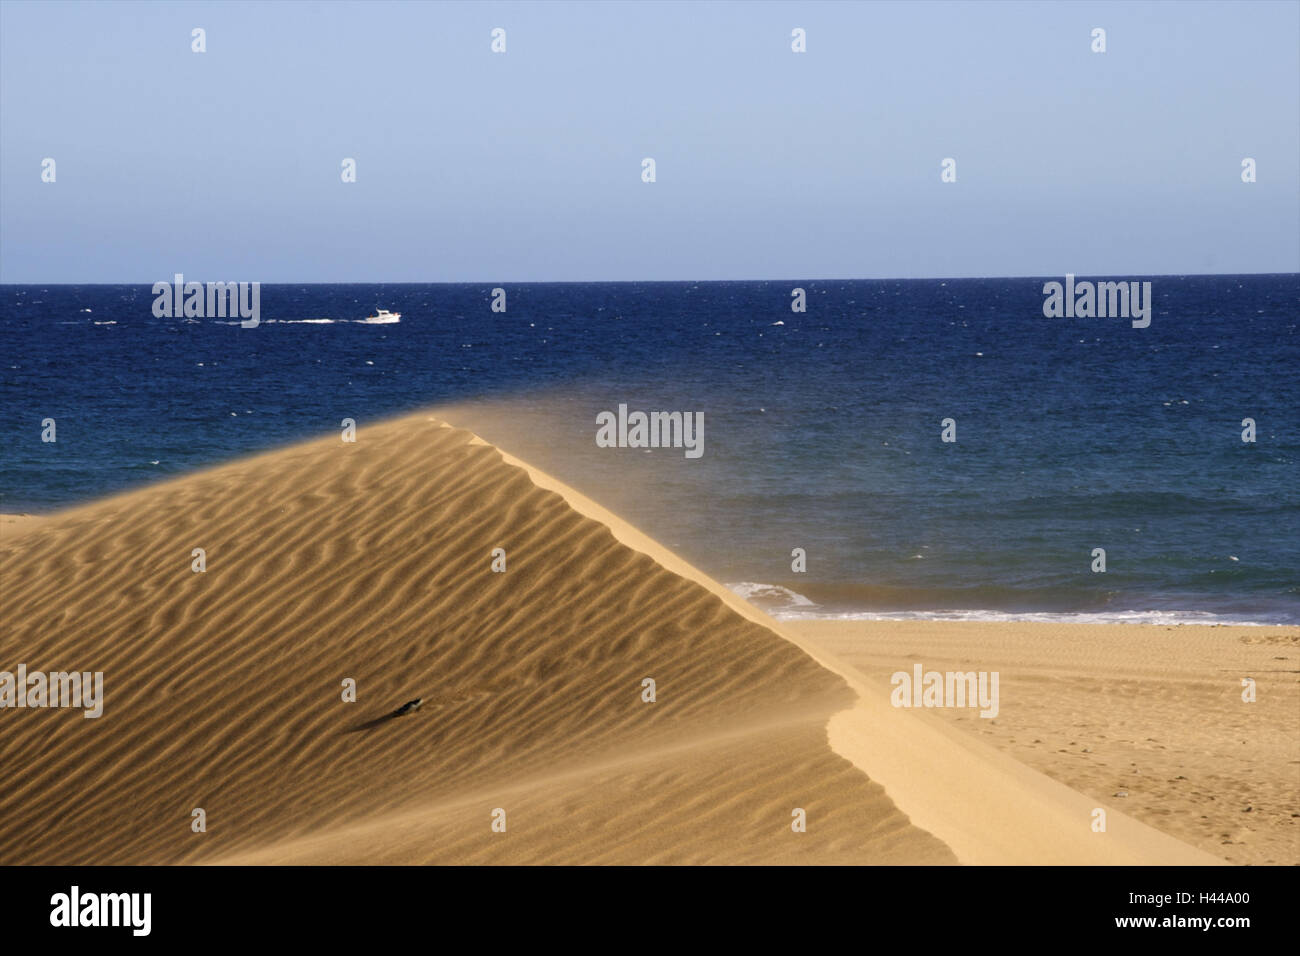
[[0, 411, 1290, 865], [790, 620, 1299, 866]]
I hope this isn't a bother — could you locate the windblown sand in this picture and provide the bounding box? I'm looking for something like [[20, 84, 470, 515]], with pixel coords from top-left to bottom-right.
[[0, 415, 948, 865], [0, 413, 1235, 865]]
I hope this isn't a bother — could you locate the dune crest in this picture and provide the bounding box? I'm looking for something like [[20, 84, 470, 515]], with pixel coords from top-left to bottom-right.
[[0, 414, 949, 865]]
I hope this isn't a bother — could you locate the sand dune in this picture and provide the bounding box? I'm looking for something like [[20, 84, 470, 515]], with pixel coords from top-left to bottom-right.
[[0, 414, 949, 865], [0, 412, 1227, 864]]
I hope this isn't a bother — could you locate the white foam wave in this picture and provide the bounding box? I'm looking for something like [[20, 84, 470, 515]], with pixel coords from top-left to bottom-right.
[[781, 607, 1276, 626], [726, 583, 1284, 626], [727, 582, 818, 610]]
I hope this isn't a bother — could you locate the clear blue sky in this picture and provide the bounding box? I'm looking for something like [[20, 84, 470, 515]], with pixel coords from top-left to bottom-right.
[[1, 0, 1297, 282]]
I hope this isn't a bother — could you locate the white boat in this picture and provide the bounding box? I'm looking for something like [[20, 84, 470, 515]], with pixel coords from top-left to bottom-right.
[[363, 308, 401, 324]]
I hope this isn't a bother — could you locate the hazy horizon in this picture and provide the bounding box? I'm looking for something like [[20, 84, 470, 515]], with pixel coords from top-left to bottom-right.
[[3, 269, 1299, 287]]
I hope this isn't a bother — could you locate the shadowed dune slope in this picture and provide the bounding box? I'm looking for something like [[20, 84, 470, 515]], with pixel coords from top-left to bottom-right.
[[0, 414, 954, 865]]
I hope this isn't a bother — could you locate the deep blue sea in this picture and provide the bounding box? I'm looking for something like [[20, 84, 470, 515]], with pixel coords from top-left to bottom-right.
[[2, 277, 1297, 624]]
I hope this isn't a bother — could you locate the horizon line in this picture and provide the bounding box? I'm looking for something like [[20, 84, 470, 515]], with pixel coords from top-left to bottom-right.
[[2, 270, 1298, 286]]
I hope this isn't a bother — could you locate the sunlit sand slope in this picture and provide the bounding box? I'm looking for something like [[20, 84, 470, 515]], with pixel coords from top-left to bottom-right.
[[0, 414, 952, 865]]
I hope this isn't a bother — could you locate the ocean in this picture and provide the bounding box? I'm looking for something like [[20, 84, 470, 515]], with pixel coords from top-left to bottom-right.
[[2, 276, 1297, 624]]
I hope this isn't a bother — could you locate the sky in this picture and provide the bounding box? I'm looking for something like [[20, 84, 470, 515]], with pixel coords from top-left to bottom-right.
[[1, 0, 1297, 282]]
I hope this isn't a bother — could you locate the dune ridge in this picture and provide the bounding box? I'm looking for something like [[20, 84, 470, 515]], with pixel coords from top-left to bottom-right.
[[0, 414, 949, 865]]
